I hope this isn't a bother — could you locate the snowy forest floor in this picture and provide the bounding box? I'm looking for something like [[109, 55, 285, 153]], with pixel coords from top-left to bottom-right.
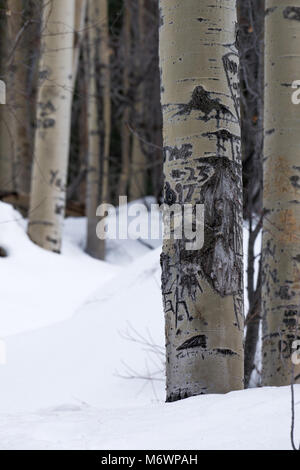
[[0, 201, 298, 450]]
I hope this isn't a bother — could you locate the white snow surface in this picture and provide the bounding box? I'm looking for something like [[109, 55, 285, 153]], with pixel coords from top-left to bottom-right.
[[0, 201, 298, 450]]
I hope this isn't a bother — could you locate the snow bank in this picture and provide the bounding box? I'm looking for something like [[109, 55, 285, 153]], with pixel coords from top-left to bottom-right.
[[0, 203, 119, 336], [0, 247, 164, 413], [0, 201, 296, 450], [0, 386, 298, 450], [0, 201, 164, 413]]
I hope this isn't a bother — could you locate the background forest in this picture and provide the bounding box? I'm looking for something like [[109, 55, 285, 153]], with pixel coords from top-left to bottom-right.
[[0, 0, 299, 451]]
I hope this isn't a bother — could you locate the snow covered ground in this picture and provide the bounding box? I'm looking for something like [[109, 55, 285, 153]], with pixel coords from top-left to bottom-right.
[[0, 201, 298, 450], [0, 386, 298, 450]]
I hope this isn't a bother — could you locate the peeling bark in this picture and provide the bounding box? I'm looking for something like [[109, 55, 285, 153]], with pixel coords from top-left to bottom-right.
[[159, 0, 244, 401], [262, 1, 300, 385]]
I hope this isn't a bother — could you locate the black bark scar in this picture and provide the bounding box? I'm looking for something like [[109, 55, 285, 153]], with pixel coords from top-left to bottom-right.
[[164, 144, 193, 163], [283, 6, 300, 21], [202, 129, 240, 161], [265, 7, 277, 16], [198, 157, 243, 297], [290, 175, 300, 189], [177, 335, 207, 351], [176, 86, 235, 122], [213, 348, 237, 357]]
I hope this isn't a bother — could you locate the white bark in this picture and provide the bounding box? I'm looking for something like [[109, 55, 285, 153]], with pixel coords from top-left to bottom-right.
[[28, 0, 75, 252], [262, 1, 300, 386], [159, 0, 244, 400]]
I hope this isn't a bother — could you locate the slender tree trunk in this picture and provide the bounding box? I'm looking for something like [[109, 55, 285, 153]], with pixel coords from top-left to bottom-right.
[[0, 0, 14, 194], [238, 0, 265, 388], [138, 0, 163, 202], [0, 107, 13, 194], [73, 0, 87, 89], [262, 1, 300, 386], [77, 58, 88, 208], [28, 0, 75, 253], [86, 0, 111, 259], [147, 0, 163, 201], [244, 260, 262, 387], [86, 1, 101, 257], [8, 0, 38, 196], [119, 1, 131, 198], [130, 0, 147, 201], [159, 0, 244, 401], [68, 0, 88, 208], [101, 0, 111, 207]]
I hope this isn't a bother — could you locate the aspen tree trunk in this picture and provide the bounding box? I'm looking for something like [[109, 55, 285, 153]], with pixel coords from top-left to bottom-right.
[[159, 0, 244, 400], [28, 0, 75, 253], [130, 0, 147, 201], [119, 1, 131, 197], [262, 1, 300, 386], [86, 0, 111, 259], [0, 0, 14, 194]]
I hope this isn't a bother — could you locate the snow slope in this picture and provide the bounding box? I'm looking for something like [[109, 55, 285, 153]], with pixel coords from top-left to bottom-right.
[[0, 247, 165, 413], [0, 386, 298, 450], [0, 201, 164, 412], [0, 203, 119, 336], [0, 201, 298, 450]]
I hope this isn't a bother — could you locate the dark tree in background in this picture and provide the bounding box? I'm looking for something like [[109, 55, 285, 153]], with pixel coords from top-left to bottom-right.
[[238, 0, 265, 388]]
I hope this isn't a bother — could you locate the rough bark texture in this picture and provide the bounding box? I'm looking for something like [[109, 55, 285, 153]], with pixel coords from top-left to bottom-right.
[[262, 1, 300, 386], [8, 0, 35, 196], [0, 0, 14, 193], [130, 0, 147, 201], [28, 0, 75, 253], [238, 0, 265, 388], [159, 0, 244, 401], [86, 0, 111, 259], [245, 259, 262, 387], [73, 0, 87, 89], [239, 0, 264, 216], [119, 1, 131, 197], [146, 0, 163, 202]]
